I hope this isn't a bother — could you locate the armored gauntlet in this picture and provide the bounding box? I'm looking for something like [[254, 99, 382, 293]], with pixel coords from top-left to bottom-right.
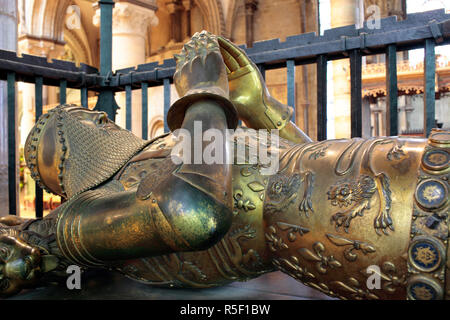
[[218, 36, 311, 144], [167, 31, 238, 131]]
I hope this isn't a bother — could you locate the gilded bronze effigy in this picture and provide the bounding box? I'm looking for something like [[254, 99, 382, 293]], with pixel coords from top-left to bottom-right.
[[0, 32, 448, 300]]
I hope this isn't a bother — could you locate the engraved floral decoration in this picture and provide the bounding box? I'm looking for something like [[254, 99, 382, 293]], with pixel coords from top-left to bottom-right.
[[422, 185, 443, 203], [305, 281, 344, 299], [265, 225, 288, 252], [276, 222, 309, 242], [378, 261, 407, 293], [326, 233, 376, 262], [332, 277, 379, 300], [411, 284, 435, 300], [427, 153, 447, 166], [360, 261, 407, 295], [233, 189, 256, 212], [298, 242, 342, 274], [414, 246, 437, 266]]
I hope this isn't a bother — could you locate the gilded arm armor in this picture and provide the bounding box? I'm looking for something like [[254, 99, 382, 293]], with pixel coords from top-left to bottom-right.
[[55, 101, 235, 267], [56, 32, 237, 268], [55, 176, 231, 267]]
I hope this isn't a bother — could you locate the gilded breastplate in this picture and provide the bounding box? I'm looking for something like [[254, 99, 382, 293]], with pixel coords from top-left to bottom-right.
[[262, 135, 447, 300], [107, 131, 449, 300]]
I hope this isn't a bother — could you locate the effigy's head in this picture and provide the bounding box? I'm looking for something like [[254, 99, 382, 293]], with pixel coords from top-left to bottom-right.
[[0, 227, 43, 297], [0, 217, 62, 297], [25, 105, 148, 199]]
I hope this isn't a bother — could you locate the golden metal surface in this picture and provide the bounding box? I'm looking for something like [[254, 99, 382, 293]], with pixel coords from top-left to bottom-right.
[[167, 31, 238, 131], [0, 32, 448, 300], [217, 36, 311, 144], [24, 105, 149, 199], [406, 129, 450, 300]]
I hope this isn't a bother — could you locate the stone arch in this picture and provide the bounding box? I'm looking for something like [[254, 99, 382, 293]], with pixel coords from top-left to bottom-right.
[[193, 0, 226, 35], [148, 115, 165, 139], [148, 0, 226, 62], [19, 0, 95, 66], [63, 15, 94, 66], [64, 30, 92, 65], [224, 0, 240, 39], [24, 0, 72, 41]]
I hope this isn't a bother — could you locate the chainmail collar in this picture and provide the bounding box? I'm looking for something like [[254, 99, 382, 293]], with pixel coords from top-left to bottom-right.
[[26, 105, 151, 199]]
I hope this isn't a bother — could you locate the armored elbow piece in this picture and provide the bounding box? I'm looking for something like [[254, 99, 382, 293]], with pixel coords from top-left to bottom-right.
[[138, 170, 233, 252], [56, 172, 233, 268]]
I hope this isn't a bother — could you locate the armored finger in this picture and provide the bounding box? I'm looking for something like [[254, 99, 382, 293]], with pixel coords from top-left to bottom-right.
[[217, 36, 250, 67], [219, 46, 240, 72]]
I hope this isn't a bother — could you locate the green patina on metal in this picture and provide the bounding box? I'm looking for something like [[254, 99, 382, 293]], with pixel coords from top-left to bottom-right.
[[142, 82, 149, 139], [59, 79, 67, 105], [7, 72, 16, 215]]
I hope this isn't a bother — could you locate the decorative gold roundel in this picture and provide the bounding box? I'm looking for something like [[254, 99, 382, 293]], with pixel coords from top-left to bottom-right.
[[415, 179, 448, 210], [408, 236, 444, 273], [422, 149, 449, 171], [407, 275, 443, 300]]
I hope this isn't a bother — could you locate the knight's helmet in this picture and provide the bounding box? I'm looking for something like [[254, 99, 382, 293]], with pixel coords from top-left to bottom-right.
[[24, 105, 149, 199]]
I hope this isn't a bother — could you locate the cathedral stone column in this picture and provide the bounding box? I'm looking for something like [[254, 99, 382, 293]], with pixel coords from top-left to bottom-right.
[[166, 1, 184, 44], [0, 0, 17, 215], [330, 0, 357, 138], [94, 0, 158, 136], [244, 0, 258, 48], [182, 0, 192, 40], [398, 95, 407, 133]]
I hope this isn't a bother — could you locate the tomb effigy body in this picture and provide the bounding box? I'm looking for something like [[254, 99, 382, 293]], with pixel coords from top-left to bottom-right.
[[0, 32, 448, 300]]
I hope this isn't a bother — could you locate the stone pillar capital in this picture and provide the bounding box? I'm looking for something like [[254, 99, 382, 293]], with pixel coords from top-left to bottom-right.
[[93, 1, 159, 36], [18, 37, 65, 59], [245, 0, 258, 13], [182, 0, 192, 11], [165, 1, 183, 14]]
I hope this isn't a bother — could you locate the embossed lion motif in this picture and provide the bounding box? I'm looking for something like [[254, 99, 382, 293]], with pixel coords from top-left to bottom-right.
[[265, 170, 315, 217], [327, 175, 376, 208], [328, 173, 393, 235], [328, 175, 376, 233], [265, 174, 302, 215]]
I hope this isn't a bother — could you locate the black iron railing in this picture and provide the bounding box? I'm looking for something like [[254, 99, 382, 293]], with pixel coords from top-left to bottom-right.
[[0, 6, 449, 218]]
